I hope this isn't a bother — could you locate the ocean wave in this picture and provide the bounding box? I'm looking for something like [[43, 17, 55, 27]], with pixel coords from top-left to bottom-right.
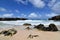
[[0, 20, 60, 25]]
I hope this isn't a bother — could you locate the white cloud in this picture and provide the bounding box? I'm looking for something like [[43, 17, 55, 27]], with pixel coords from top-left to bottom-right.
[[29, 0, 45, 8], [0, 7, 7, 12], [17, 14, 27, 18], [28, 12, 41, 18], [21, 14, 26, 17], [0, 13, 14, 18], [15, 0, 28, 5], [46, 13, 59, 17], [48, 0, 56, 7], [0, 7, 13, 13], [48, 0, 60, 13], [51, 2, 60, 13], [15, 10, 20, 13], [15, 0, 45, 8], [28, 13, 38, 18]]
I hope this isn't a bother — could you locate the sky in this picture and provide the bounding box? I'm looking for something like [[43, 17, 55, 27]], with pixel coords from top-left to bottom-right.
[[0, 0, 60, 20]]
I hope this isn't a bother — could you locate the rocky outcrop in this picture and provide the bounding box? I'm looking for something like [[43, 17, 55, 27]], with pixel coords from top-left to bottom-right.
[[48, 15, 60, 21], [34, 24, 58, 31]]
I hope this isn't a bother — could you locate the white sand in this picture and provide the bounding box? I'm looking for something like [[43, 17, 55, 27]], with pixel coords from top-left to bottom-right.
[[0, 26, 60, 40]]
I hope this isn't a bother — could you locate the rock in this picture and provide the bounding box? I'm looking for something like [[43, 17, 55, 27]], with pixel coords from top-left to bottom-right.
[[4, 32, 12, 36], [49, 24, 58, 31], [8, 28, 17, 35], [0, 28, 17, 36], [0, 30, 8, 34], [26, 27, 31, 30], [34, 24, 46, 31], [44, 27, 51, 31], [34, 24, 58, 31], [0, 30, 12, 36], [28, 34, 39, 39], [23, 23, 31, 26]]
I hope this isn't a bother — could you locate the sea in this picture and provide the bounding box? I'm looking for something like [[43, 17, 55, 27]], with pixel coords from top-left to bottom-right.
[[0, 20, 60, 30]]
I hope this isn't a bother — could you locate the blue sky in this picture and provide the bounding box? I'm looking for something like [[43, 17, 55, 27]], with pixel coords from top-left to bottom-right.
[[0, 0, 60, 20]]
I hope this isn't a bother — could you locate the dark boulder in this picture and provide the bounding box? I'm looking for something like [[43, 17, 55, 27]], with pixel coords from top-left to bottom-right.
[[0, 28, 17, 36], [0, 30, 12, 36], [8, 28, 17, 35], [26, 27, 31, 30], [34, 24, 46, 31], [45, 27, 51, 31], [0, 30, 8, 35], [48, 24, 58, 31], [28, 34, 39, 39], [34, 24, 58, 31], [4, 32, 12, 36], [23, 23, 31, 26]]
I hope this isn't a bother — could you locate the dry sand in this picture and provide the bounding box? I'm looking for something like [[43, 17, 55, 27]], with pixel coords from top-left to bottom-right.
[[0, 25, 60, 40]]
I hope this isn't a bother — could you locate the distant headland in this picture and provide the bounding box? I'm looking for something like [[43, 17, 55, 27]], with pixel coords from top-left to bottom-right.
[[0, 18, 27, 21], [48, 15, 60, 21]]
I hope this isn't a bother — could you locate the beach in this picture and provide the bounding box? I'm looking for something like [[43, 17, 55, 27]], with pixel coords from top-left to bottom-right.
[[0, 0, 60, 40], [0, 25, 60, 40]]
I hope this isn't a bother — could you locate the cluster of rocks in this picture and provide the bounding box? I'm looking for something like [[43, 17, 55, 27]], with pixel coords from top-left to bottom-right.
[[0, 28, 17, 36], [34, 24, 58, 31]]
